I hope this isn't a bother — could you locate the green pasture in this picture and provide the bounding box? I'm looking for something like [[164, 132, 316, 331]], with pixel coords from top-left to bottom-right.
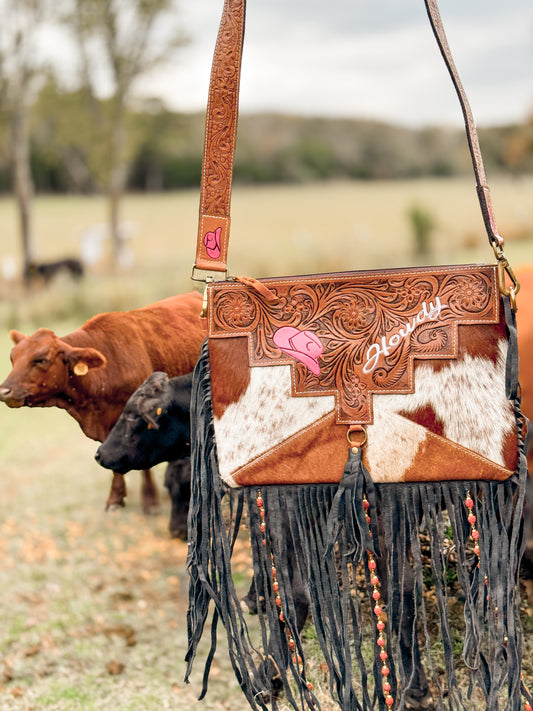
[[0, 179, 532, 709], [1, 177, 532, 328]]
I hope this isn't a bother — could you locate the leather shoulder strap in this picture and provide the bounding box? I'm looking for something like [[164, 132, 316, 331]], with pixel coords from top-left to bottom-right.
[[194, 0, 245, 275], [424, 0, 503, 251], [193, 0, 504, 278]]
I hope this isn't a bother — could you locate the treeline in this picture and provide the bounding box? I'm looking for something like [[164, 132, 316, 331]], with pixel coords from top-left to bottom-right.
[[1, 85, 532, 194]]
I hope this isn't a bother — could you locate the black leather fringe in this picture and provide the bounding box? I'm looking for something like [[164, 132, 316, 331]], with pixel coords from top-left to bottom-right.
[[186, 319, 530, 711]]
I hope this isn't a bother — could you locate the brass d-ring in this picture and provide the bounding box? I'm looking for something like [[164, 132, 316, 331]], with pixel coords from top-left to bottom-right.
[[347, 426, 367, 451]]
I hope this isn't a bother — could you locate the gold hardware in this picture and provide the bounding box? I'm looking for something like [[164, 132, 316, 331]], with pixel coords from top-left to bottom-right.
[[347, 426, 367, 452], [493, 244, 520, 311], [200, 278, 212, 319], [191, 267, 230, 317], [191, 266, 229, 285]]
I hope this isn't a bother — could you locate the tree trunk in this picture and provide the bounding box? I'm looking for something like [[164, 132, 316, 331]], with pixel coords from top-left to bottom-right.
[[12, 98, 35, 281], [108, 104, 128, 268]]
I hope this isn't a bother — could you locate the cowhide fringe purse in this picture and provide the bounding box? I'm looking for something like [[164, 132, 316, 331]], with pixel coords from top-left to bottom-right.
[[185, 1, 531, 710]]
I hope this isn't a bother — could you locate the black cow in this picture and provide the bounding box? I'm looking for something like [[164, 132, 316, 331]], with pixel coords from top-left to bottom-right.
[[24, 258, 84, 285], [100, 373, 436, 707], [95, 371, 192, 539]]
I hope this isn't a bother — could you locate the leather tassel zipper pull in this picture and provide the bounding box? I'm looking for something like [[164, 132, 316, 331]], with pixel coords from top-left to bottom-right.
[[325, 426, 372, 558]]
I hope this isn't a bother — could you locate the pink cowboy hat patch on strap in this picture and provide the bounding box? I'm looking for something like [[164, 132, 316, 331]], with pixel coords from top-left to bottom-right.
[[273, 327, 323, 375], [204, 226, 222, 259]]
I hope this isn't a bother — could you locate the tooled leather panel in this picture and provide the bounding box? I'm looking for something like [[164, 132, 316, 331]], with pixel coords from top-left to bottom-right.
[[208, 265, 501, 425], [199, 0, 244, 219]]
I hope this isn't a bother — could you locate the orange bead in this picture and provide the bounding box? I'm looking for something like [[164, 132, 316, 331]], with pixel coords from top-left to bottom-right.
[[385, 695, 394, 707], [382, 666, 390, 676], [374, 605, 382, 616], [368, 560, 377, 571], [465, 497, 474, 509], [383, 682, 391, 693], [380, 651, 388, 661], [256, 496, 264, 508], [307, 682, 314, 691]]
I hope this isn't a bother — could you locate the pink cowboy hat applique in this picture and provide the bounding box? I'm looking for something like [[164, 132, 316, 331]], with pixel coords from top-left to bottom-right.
[[204, 226, 222, 259], [273, 326, 323, 376]]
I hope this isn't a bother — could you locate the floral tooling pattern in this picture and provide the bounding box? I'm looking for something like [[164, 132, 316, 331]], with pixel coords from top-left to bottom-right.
[[209, 266, 499, 424]]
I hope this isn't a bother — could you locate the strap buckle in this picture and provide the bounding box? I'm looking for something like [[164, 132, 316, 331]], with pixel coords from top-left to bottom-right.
[[191, 268, 231, 319], [191, 266, 229, 286]]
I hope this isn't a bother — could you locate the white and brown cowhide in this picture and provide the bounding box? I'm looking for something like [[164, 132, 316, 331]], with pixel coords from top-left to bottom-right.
[[209, 317, 517, 488]]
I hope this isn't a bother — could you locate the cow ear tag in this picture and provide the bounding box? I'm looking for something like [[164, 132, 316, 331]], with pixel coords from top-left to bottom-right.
[[74, 362, 89, 376]]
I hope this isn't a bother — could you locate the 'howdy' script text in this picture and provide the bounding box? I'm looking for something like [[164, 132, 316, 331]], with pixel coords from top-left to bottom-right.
[[362, 298, 446, 374]]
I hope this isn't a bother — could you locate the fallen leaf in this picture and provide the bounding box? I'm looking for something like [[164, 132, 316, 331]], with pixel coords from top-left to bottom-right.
[[24, 645, 41, 657], [106, 660, 125, 676]]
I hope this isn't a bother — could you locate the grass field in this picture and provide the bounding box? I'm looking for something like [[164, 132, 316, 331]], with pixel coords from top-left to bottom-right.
[[0, 179, 532, 710], [1, 176, 532, 307]]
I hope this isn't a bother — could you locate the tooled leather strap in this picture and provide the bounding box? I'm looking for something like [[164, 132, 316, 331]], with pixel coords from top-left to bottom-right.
[[194, 0, 245, 274], [194, 0, 503, 276]]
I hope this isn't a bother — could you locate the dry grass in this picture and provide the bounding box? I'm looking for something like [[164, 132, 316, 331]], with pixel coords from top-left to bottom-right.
[[0, 386, 258, 711], [0, 181, 531, 709], [1, 176, 532, 278], [1, 177, 532, 332]]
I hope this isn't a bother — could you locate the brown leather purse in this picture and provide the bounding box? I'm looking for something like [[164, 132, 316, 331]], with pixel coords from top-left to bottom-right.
[[186, 2, 530, 710]]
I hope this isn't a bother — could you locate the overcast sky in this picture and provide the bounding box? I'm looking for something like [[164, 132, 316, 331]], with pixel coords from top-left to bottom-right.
[[133, 0, 533, 128]]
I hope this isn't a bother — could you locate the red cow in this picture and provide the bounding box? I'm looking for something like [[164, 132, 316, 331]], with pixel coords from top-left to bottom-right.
[[516, 266, 533, 470], [0, 292, 206, 513], [516, 267, 533, 604]]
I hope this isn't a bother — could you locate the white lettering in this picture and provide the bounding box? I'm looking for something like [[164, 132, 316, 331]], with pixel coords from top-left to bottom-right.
[[362, 298, 446, 374], [398, 318, 417, 339], [363, 343, 381, 374], [389, 334, 400, 347]]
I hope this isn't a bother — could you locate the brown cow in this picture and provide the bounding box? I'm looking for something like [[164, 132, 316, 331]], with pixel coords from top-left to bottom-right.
[[517, 266, 533, 469], [516, 266, 533, 604], [0, 292, 205, 513]]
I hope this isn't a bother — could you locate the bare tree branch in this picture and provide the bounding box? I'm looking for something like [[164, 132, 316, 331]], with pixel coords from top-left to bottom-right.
[[62, 0, 188, 267]]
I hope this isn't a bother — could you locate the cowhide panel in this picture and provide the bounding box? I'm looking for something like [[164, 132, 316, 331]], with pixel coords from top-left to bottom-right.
[[211, 338, 516, 486]]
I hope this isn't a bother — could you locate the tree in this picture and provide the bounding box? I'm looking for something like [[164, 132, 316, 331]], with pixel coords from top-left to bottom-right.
[[0, 0, 55, 278], [408, 203, 436, 259], [64, 0, 188, 267], [503, 118, 533, 176]]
